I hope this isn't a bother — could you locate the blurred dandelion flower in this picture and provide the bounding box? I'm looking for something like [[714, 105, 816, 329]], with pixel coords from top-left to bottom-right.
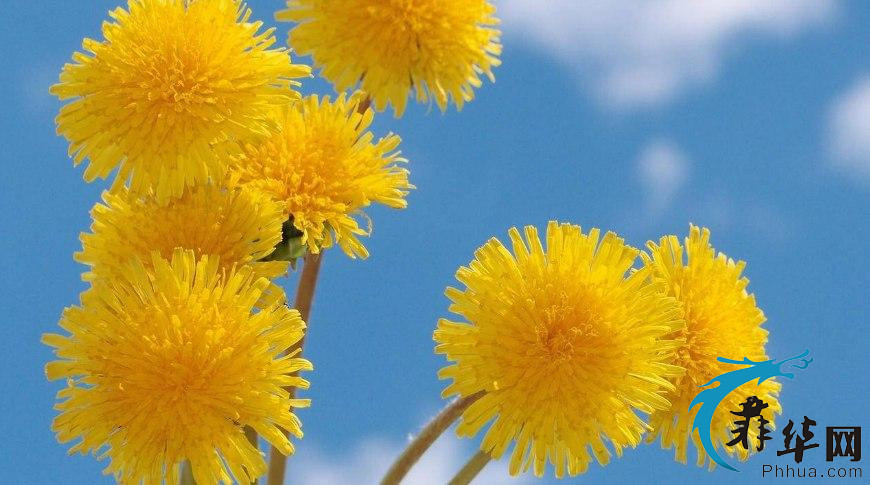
[[77, 184, 288, 302], [644, 225, 781, 468], [43, 250, 311, 484], [277, 0, 501, 117], [230, 93, 412, 259], [51, 0, 310, 202], [434, 222, 684, 477]]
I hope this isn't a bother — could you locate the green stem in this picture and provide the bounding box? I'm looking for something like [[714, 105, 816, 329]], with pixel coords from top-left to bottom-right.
[[448, 450, 491, 485], [180, 461, 195, 485], [266, 252, 324, 485], [380, 392, 483, 485], [245, 426, 259, 485]]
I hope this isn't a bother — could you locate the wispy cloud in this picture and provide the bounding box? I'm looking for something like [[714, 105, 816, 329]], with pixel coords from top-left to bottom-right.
[[290, 430, 531, 485], [828, 75, 870, 180], [500, 0, 836, 109], [636, 139, 689, 216], [17, 62, 57, 119], [625, 142, 796, 246], [684, 190, 796, 246]]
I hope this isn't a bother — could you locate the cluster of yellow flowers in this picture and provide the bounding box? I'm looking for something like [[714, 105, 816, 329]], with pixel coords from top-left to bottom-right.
[[43, 1, 778, 484], [435, 223, 779, 478]]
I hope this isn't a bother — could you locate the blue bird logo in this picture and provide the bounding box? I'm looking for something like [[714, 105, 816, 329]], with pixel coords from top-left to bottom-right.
[[689, 349, 813, 472]]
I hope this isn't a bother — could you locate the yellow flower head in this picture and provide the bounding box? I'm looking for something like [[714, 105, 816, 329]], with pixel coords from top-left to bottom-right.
[[44, 250, 311, 484], [230, 93, 412, 259], [434, 222, 684, 477], [51, 0, 310, 202], [77, 184, 288, 302], [277, 0, 502, 117], [643, 225, 781, 468]]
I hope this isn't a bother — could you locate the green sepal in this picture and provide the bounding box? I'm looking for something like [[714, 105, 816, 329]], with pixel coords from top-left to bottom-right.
[[262, 218, 308, 268]]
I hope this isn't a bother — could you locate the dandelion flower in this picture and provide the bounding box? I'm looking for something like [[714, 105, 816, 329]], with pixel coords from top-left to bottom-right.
[[51, 0, 310, 202], [277, 0, 501, 117], [434, 222, 684, 477], [644, 225, 781, 468], [77, 184, 288, 302], [230, 93, 412, 259], [44, 250, 311, 484]]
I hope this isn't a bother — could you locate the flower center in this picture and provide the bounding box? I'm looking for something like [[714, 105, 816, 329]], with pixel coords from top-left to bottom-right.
[[532, 293, 601, 362], [677, 313, 724, 387], [145, 47, 212, 114]]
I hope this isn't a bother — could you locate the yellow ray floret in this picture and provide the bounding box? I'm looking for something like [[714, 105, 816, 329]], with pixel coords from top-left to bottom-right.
[[277, 0, 501, 117], [51, 0, 310, 202], [230, 93, 413, 259], [44, 250, 311, 485], [643, 225, 781, 469], [77, 184, 288, 300], [434, 222, 684, 478]]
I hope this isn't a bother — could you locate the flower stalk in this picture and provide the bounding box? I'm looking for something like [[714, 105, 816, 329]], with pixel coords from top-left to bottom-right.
[[245, 426, 259, 485], [380, 392, 483, 485], [180, 461, 194, 485], [266, 252, 324, 485], [449, 450, 491, 485]]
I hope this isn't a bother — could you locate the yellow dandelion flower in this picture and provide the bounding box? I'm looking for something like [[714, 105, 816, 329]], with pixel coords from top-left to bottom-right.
[[434, 222, 684, 478], [643, 225, 781, 468], [51, 0, 310, 202], [43, 250, 311, 484], [230, 93, 412, 259], [277, 0, 502, 117], [77, 184, 288, 302]]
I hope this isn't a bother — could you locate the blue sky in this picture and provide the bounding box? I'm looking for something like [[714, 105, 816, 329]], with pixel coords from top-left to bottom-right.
[[1, 1, 869, 483]]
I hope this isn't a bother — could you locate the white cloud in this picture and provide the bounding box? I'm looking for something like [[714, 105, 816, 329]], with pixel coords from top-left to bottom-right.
[[636, 139, 689, 215], [500, 0, 837, 109], [828, 76, 870, 179], [290, 431, 531, 485], [18, 62, 57, 118]]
